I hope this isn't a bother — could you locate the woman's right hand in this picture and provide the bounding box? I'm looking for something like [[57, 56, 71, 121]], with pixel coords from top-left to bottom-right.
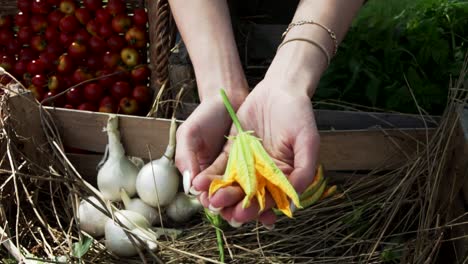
[[175, 91, 247, 195]]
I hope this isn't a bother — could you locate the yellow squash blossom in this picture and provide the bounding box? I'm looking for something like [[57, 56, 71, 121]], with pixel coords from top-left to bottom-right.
[[273, 165, 338, 216], [208, 89, 302, 218]]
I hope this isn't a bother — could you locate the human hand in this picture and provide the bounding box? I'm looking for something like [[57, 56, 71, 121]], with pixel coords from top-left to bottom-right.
[[175, 91, 247, 195], [191, 80, 320, 227]]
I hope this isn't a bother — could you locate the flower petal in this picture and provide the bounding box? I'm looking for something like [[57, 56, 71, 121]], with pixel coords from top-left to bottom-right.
[[300, 164, 324, 200], [235, 133, 257, 208], [209, 177, 236, 197], [251, 139, 302, 210], [266, 181, 292, 218], [256, 173, 267, 212]]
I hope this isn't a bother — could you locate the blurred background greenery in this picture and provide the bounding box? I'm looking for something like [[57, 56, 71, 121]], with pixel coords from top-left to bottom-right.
[[183, 0, 467, 115], [314, 0, 467, 114]]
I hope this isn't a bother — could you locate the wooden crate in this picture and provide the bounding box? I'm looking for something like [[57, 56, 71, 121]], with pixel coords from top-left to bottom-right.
[[7, 91, 441, 182]]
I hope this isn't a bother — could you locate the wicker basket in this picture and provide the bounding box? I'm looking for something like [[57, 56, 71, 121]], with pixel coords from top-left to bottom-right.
[[0, 0, 178, 117]]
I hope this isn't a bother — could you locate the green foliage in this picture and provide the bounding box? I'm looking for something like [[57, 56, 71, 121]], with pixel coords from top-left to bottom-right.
[[72, 236, 93, 260], [315, 0, 467, 114]]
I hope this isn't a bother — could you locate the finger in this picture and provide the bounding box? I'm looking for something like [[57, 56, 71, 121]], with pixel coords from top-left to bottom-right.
[[219, 207, 246, 228], [175, 125, 202, 195], [288, 128, 320, 194], [209, 185, 244, 209], [220, 205, 276, 228], [221, 197, 276, 228], [191, 150, 228, 194], [220, 206, 234, 221], [197, 191, 210, 208], [230, 193, 276, 224], [258, 210, 277, 228]]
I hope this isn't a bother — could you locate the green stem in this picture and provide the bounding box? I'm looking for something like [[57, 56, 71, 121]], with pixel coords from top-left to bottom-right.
[[205, 209, 225, 263], [220, 89, 243, 133], [164, 117, 177, 160], [214, 223, 225, 263]]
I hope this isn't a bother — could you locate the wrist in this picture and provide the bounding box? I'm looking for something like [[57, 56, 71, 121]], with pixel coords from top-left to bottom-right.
[[265, 28, 332, 98], [198, 77, 249, 110]]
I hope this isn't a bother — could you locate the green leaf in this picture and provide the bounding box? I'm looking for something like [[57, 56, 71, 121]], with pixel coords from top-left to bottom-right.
[[72, 236, 93, 259]]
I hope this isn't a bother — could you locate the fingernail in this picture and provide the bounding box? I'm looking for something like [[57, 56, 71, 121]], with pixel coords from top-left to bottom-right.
[[263, 224, 275, 230], [183, 170, 191, 194], [189, 186, 201, 196], [290, 201, 296, 213], [208, 204, 222, 215], [228, 219, 243, 228]]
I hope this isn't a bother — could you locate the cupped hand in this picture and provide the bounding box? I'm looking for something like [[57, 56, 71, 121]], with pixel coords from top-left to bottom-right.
[[175, 90, 248, 195], [191, 81, 320, 227]]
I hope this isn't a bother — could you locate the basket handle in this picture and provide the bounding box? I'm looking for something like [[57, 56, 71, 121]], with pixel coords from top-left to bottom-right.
[[151, 0, 177, 86]]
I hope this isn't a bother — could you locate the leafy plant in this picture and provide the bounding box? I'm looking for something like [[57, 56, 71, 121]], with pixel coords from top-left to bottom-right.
[[315, 0, 467, 114]]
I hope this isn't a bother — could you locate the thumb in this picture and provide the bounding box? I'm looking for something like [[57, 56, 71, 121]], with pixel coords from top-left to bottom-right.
[[175, 126, 202, 195]]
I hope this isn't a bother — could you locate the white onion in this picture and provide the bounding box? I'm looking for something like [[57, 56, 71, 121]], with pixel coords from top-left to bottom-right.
[[78, 196, 109, 237], [120, 189, 161, 225], [104, 210, 157, 257], [136, 118, 180, 207], [97, 115, 139, 201], [166, 193, 203, 222]]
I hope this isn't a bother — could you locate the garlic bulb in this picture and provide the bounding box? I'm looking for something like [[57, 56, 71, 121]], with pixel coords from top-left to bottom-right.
[[97, 115, 139, 201], [166, 193, 203, 223], [104, 210, 157, 257], [78, 196, 109, 237], [136, 118, 180, 207]]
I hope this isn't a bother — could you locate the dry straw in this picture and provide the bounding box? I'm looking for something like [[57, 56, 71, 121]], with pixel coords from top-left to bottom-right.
[[0, 54, 467, 263]]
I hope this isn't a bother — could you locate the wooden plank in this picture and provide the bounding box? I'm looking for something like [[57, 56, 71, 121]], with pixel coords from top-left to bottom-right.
[[45, 107, 173, 160], [43, 103, 439, 172], [318, 128, 433, 170], [314, 109, 439, 130], [47, 107, 435, 172], [6, 92, 47, 166]]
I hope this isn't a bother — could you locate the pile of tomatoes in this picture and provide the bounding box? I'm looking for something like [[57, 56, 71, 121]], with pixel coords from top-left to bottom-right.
[[0, 0, 153, 115]]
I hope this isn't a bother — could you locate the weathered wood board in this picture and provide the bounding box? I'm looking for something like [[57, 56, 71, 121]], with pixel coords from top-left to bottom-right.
[[43, 106, 437, 176]]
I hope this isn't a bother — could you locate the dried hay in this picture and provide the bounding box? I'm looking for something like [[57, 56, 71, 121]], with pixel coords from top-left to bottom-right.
[[0, 55, 467, 264]]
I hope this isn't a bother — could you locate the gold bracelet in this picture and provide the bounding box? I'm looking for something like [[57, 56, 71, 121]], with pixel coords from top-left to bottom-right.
[[282, 20, 338, 56], [277, 38, 331, 67]]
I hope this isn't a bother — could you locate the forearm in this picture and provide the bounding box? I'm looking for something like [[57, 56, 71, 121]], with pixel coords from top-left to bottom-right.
[[168, 0, 248, 106], [265, 0, 364, 97]]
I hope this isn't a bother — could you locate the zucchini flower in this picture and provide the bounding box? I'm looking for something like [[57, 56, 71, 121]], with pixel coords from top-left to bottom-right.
[[208, 89, 302, 217]]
